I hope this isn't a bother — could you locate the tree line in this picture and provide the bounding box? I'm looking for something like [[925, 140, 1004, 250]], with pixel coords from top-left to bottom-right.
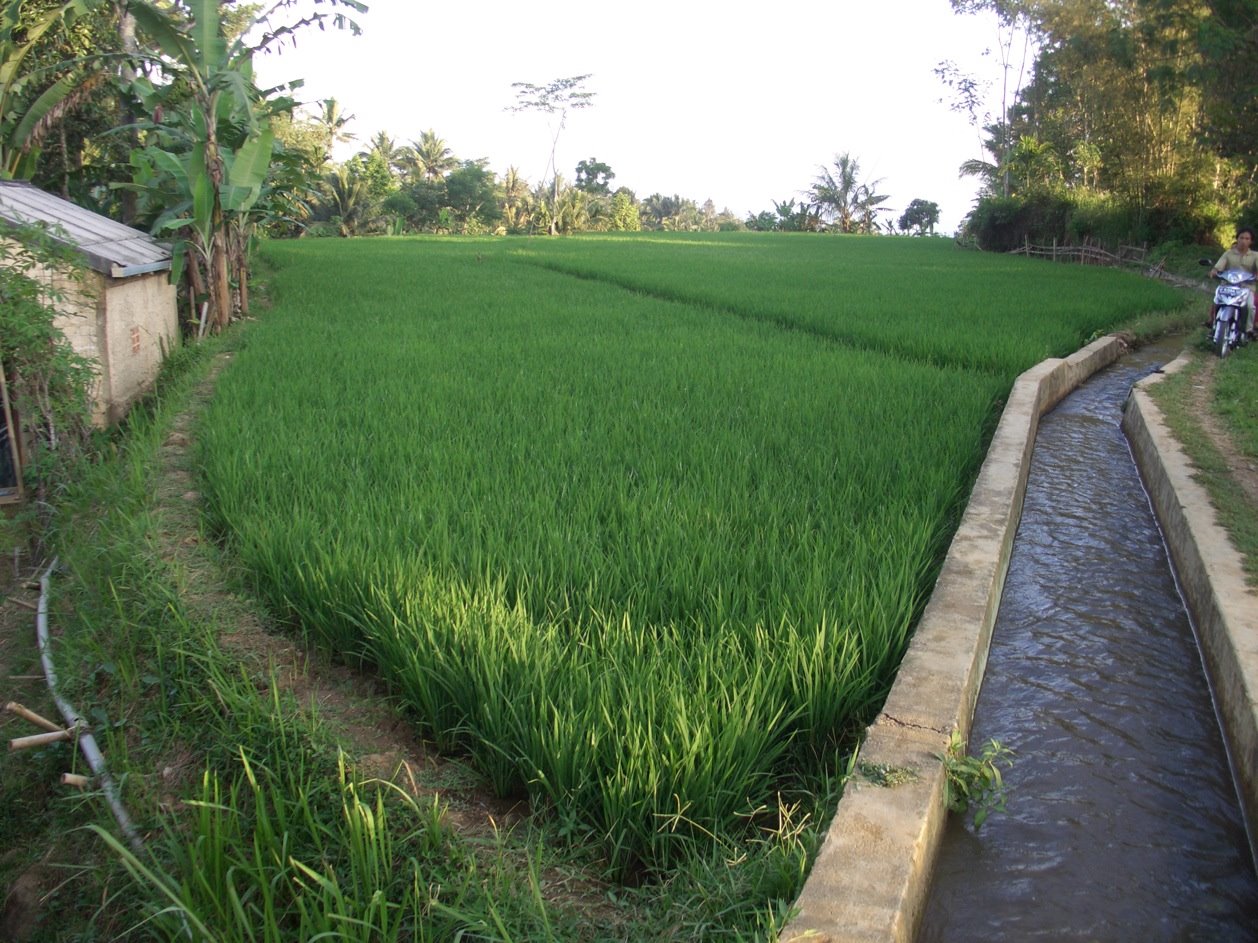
[[3, 0, 368, 333], [273, 109, 944, 239], [944, 0, 1257, 250], [4, 1, 945, 339]]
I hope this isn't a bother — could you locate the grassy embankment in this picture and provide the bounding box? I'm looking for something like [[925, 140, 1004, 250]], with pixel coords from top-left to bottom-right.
[[1145, 338, 1258, 583], [0, 233, 1194, 942]]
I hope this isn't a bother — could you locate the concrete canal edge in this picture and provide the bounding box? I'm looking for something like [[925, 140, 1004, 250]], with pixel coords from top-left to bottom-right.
[[780, 335, 1127, 943], [1123, 352, 1258, 862]]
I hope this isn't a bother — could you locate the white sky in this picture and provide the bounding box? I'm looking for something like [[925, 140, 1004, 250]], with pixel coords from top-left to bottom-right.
[[252, 0, 1010, 233]]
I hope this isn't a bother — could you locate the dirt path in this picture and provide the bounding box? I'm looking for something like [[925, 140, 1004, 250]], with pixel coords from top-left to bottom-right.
[[151, 351, 525, 834], [1183, 355, 1258, 506]]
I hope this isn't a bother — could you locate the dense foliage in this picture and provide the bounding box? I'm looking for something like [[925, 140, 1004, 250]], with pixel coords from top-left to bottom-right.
[[950, 0, 1258, 250]]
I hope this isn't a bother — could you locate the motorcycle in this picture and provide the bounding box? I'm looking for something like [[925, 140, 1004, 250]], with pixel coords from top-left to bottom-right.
[[1207, 268, 1256, 358]]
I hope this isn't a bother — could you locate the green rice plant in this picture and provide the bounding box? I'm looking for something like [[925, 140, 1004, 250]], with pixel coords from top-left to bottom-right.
[[192, 234, 1163, 882], [505, 232, 1181, 375], [9, 325, 621, 940]]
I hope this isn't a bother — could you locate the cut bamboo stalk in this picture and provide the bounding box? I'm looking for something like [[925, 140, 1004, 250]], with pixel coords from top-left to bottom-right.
[[5, 701, 64, 733], [61, 773, 91, 789], [10, 729, 73, 750]]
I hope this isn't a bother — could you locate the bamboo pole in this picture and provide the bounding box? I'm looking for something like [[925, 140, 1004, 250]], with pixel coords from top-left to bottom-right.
[[5, 701, 64, 732], [10, 729, 73, 751]]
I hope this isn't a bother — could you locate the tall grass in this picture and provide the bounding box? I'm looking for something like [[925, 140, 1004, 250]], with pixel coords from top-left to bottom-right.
[[199, 237, 1022, 877], [97, 753, 562, 943]]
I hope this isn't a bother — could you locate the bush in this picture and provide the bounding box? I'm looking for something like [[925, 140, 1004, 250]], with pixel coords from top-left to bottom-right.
[[966, 191, 1230, 252], [966, 194, 1074, 251]]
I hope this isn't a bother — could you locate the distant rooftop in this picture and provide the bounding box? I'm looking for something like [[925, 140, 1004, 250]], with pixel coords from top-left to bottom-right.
[[0, 180, 171, 278]]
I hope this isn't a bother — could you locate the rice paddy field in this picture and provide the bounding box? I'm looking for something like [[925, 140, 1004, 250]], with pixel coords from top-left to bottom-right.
[[197, 233, 1179, 886]]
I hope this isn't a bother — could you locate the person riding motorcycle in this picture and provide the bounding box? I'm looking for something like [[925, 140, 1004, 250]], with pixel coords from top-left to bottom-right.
[[1210, 226, 1258, 336]]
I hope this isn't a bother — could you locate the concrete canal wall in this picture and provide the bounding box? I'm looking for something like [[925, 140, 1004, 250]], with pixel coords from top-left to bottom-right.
[[1123, 355, 1258, 861], [781, 336, 1127, 943]]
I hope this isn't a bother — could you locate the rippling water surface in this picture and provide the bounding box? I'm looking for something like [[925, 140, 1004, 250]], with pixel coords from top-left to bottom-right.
[[918, 337, 1258, 942]]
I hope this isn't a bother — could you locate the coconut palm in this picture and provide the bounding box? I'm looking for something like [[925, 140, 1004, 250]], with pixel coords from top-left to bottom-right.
[[810, 153, 888, 234], [853, 182, 890, 234], [405, 129, 458, 182], [313, 97, 355, 166], [359, 130, 406, 176], [1007, 135, 1062, 194], [810, 153, 863, 233], [500, 165, 532, 232], [554, 186, 589, 234], [323, 164, 375, 236], [959, 121, 1012, 198]]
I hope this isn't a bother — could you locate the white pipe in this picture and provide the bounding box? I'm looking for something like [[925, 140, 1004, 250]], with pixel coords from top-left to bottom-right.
[[37, 558, 144, 854]]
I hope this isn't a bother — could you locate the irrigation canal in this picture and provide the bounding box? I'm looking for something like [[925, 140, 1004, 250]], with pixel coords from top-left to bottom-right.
[[918, 336, 1258, 941]]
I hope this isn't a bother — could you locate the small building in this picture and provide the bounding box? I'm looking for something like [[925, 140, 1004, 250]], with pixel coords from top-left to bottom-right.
[[0, 180, 179, 501]]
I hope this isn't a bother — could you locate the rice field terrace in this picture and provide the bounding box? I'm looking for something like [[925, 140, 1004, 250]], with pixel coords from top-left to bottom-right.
[[197, 233, 1179, 883]]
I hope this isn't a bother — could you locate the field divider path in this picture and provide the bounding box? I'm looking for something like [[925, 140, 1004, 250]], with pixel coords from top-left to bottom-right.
[[780, 335, 1125, 943], [515, 258, 1008, 376]]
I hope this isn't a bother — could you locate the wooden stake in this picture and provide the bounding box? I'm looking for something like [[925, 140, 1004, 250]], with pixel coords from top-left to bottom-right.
[[10, 729, 73, 751], [61, 773, 91, 789], [5, 701, 64, 733], [0, 359, 23, 502]]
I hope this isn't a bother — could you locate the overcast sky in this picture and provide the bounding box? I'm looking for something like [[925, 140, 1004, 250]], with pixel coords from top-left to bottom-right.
[[252, 0, 1012, 233]]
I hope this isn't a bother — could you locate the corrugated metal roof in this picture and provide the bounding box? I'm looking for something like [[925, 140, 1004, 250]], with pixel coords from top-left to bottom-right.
[[0, 180, 171, 278]]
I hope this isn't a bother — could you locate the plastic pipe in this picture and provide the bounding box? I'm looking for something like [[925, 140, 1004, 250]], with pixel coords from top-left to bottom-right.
[[36, 558, 144, 854]]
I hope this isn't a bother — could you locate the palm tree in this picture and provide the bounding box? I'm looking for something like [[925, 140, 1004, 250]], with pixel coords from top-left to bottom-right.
[[500, 165, 532, 232], [406, 129, 457, 182], [853, 182, 890, 234], [554, 187, 589, 234], [959, 121, 1012, 198], [1007, 135, 1061, 194], [323, 164, 375, 236], [359, 131, 406, 176], [643, 193, 687, 230], [313, 97, 355, 166], [810, 153, 861, 233]]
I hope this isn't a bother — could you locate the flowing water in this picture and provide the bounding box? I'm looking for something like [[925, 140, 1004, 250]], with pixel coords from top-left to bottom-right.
[[918, 336, 1258, 942]]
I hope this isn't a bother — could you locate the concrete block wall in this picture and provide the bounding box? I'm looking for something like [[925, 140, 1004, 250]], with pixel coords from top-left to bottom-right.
[[99, 271, 178, 423]]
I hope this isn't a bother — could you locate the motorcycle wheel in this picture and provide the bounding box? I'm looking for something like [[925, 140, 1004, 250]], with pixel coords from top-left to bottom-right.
[[1214, 319, 1232, 358]]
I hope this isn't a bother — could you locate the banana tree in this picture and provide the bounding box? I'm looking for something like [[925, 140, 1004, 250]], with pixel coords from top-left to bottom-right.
[[0, 0, 110, 179], [126, 0, 364, 332], [126, 84, 277, 332]]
